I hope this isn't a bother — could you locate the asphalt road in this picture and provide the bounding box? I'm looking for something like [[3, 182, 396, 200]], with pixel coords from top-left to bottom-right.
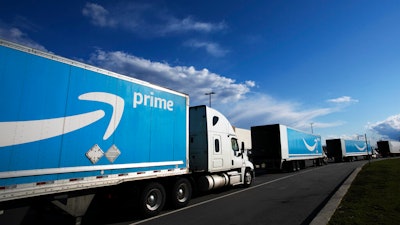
[[13, 160, 367, 225], [95, 160, 367, 225]]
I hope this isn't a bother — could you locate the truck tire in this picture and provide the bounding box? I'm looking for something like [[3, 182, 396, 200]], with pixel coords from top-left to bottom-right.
[[139, 182, 166, 218], [243, 169, 253, 187], [170, 178, 192, 208]]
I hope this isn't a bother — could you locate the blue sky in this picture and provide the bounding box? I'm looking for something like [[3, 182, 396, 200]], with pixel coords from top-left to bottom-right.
[[1, 0, 400, 145]]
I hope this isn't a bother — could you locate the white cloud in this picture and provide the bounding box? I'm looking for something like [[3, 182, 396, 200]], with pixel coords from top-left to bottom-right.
[[225, 93, 340, 129], [88, 49, 252, 105], [184, 40, 229, 57], [81, 2, 225, 36], [81, 2, 228, 57], [245, 80, 256, 87], [88, 49, 342, 130], [327, 96, 359, 104], [164, 17, 226, 33], [369, 114, 400, 140], [0, 24, 48, 52], [311, 121, 346, 129], [82, 2, 116, 27]]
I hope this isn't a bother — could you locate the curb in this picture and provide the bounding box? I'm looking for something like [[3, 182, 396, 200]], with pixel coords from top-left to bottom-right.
[[309, 166, 363, 225]]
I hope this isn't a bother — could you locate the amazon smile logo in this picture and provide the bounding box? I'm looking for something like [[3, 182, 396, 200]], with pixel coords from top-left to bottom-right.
[[303, 138, 319, 152], [0, 92, 124, 147], [355, 143, 367, 151]]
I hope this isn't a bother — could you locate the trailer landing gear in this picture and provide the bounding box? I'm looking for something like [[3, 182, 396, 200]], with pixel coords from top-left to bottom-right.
[[51, 194, 94, 225]]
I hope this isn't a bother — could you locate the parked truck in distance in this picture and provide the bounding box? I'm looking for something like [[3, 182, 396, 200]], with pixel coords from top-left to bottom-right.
[[234, 127, 252, 152], [326, 138, 370, 162], [377, 140, 400, 157], [250, 124, 325, 172], [0, 39, 254, 225]]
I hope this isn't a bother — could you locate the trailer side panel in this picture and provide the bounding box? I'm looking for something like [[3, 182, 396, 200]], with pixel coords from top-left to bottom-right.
[[0, 40, 189, 201]]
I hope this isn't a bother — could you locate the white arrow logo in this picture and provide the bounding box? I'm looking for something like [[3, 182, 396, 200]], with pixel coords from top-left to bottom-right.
[[355, 143, 367, 151], [303, 138, 318, 151], [0, 92, 124, 147]]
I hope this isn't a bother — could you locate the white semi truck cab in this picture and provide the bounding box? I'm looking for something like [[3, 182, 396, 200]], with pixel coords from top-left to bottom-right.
[[189, 106, 254, 191]]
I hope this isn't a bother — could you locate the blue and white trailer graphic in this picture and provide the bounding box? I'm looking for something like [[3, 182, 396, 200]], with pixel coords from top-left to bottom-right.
[[285, 127, 323, 159], [0, 40, 189, 188], [0, 39, 254, 222], [326, 138, 370, 162], [250, 124, 325, 171]]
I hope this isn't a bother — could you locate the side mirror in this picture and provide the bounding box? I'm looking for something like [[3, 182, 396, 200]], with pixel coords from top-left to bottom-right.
[[239, 142, 245, 158]]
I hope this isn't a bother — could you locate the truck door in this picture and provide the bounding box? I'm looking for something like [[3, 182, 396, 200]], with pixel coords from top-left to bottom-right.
[[231, 138, 245, 169], [212, 135, 224, 169]]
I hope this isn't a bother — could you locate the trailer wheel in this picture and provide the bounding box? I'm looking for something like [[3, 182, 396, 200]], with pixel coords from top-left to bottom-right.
[[171, 178, 192, 208], [139, 182, 166, 218], [243, 169, 253, 187]]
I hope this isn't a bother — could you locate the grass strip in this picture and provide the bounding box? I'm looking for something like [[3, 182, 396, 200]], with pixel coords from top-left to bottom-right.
[[329, 158, 400, 225]]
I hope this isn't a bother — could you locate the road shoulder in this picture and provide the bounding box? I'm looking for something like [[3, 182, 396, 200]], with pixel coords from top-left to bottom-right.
[[309, 166, 363, 225]]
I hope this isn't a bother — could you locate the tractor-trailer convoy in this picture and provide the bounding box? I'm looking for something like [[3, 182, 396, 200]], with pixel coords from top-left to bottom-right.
[[250, 124, 325, 171], [0, 39, 254, 224], [326, 139, 370, 162], [377, 140, 400, 157]]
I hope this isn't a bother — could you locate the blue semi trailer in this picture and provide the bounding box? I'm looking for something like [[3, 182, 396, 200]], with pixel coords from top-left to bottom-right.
[[326, 138, 370, 162], [250, 124, 325, 171], [0, 39, 254, 224]]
